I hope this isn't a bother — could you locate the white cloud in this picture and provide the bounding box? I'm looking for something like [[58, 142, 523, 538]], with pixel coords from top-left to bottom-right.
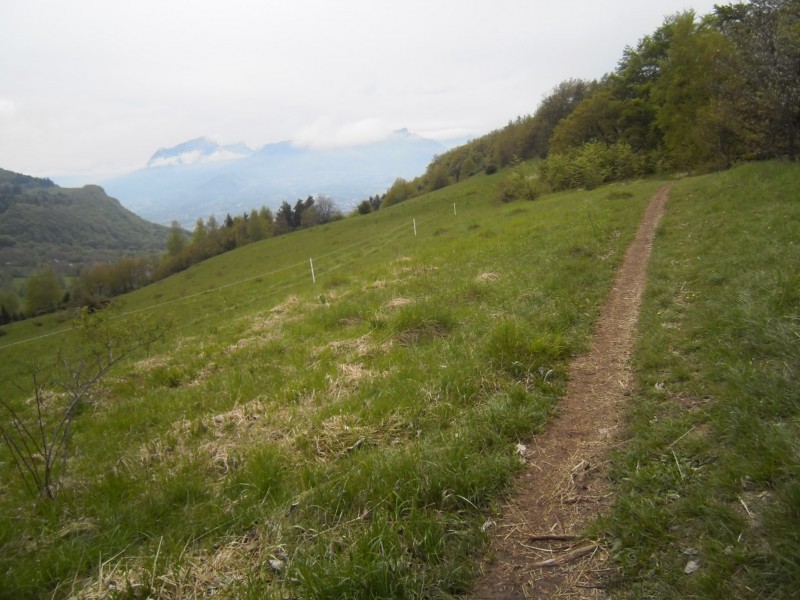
[[292, 117, 395, 150], [0, 98, 15, 118]]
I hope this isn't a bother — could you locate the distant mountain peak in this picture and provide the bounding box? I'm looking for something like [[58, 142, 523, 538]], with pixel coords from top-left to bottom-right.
[[147, 137, 253, 168], [390, 128, 429, 143], [104, 130, 446, 226]]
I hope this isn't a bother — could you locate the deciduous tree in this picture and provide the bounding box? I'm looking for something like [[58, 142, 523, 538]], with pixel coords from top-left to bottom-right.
[[25, 265, 62, 315]]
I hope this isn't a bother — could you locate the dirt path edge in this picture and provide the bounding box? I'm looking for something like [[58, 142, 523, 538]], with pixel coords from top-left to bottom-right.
[[471, 185, 672, 599]]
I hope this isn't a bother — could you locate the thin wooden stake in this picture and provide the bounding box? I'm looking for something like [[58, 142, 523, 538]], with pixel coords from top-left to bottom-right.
[[413, 218, 417, 236], [309, 258, 316, 284]]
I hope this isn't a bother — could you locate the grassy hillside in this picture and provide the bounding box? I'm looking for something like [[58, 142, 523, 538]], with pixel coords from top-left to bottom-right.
[[0, 166, 660, 599], [601, 161, 800, 598], [0, 168, 169, 279], [0, 162, 796, 599]]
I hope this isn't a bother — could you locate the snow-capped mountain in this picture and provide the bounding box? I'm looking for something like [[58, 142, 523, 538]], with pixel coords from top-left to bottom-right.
[[146, 137, 254, 167], [101, 130, 446, 227]]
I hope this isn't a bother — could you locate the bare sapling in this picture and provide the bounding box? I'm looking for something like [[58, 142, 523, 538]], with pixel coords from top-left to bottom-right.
[[0, 308, 167, 499]]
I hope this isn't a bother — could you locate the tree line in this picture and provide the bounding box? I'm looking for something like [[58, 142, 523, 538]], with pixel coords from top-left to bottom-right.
[[381, 0, 799, 203]]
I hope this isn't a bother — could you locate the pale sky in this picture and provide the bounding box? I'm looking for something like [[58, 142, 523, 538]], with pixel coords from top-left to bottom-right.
[[0, 0, 720, 181]]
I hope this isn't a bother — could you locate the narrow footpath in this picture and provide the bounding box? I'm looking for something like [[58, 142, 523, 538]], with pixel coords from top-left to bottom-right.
[[472, 185, 671, 599]]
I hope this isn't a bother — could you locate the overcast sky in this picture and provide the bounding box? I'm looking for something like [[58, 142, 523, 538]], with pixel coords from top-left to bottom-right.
[[1, 0, 720, 181]]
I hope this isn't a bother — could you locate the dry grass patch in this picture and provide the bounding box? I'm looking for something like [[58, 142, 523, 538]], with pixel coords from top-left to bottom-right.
[[307, 413, 413, 461], [136, 400, 279, 472], [223, 297, 309, 355], [323, 333, 392, 360], [396, 265, 438, 277], [384, 297, 414, 309], [269, 295, 301, 315], [186, 361, 218, 387], [326, 361, 381, 404], [133, 355, 170, 373], [69, 524, 288, 600]]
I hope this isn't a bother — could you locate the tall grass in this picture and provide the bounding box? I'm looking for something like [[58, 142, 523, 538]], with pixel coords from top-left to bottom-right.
[[602, 161, 800, 598], [0, 168, 665, 599]]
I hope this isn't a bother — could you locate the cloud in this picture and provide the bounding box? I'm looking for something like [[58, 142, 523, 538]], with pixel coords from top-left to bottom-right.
[[291, 117, 395, 150], [0, 98, 15, 118], [0, 0, 725, 178]]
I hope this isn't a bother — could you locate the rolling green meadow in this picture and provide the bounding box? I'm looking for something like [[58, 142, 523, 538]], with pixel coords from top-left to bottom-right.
[[1, 161, 798, 598]]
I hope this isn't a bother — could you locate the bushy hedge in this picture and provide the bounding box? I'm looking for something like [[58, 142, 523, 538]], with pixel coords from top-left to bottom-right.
[[539, 142, 652, 191]]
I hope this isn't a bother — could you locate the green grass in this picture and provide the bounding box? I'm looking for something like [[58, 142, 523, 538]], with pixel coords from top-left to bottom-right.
[[0, 166, 667, 598], [4, 161, 798, 599], [6, 163, 800, 598], [601, 161, 800, 598]]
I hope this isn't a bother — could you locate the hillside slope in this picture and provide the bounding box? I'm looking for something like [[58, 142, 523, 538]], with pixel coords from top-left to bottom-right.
[[0, 168, 169, 277], [1, 162, 796, 599], [0, 166, 663, 598]]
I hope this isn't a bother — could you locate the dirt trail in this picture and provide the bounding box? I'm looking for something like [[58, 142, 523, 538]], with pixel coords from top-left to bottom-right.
[[472, 185, 671, 599]]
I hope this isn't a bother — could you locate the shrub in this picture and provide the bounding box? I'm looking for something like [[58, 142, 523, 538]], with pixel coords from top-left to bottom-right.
[[539, 141, 649, 191], [496, 171, 540, 202]]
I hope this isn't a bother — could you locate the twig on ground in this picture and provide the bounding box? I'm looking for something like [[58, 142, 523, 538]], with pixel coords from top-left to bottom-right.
[[527, 534, 583, 542], [530, 544, 599, 568]]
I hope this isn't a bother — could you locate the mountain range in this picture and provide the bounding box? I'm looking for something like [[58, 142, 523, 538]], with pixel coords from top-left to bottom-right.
[[100, 130, 446, 227]]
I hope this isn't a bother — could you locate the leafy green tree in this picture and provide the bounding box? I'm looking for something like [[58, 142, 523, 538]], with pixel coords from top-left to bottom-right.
[[258, 206, 274, 225], [293, 196, 315, 228], [25, 265, 62, 315], [0, 289, 19, 323], [166, 220, 187, 257], [247, 209, 270, 241], [187, 218, 213, 262], [550, 84, 624, 153], [716, 0, 800, 160], [300, 206, 320, 228], [357, 200, 372, 215], [426, 163, 450, 191], [192, 218, 207, 246], [651, 12, 736, 169], [521, 79, 593, 158], [381, 178, 415, 208], [206, 214, 219, 234], [459, 156, 478, 179], [608, 18, 679, 154], [274, 201, 294, 234]]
